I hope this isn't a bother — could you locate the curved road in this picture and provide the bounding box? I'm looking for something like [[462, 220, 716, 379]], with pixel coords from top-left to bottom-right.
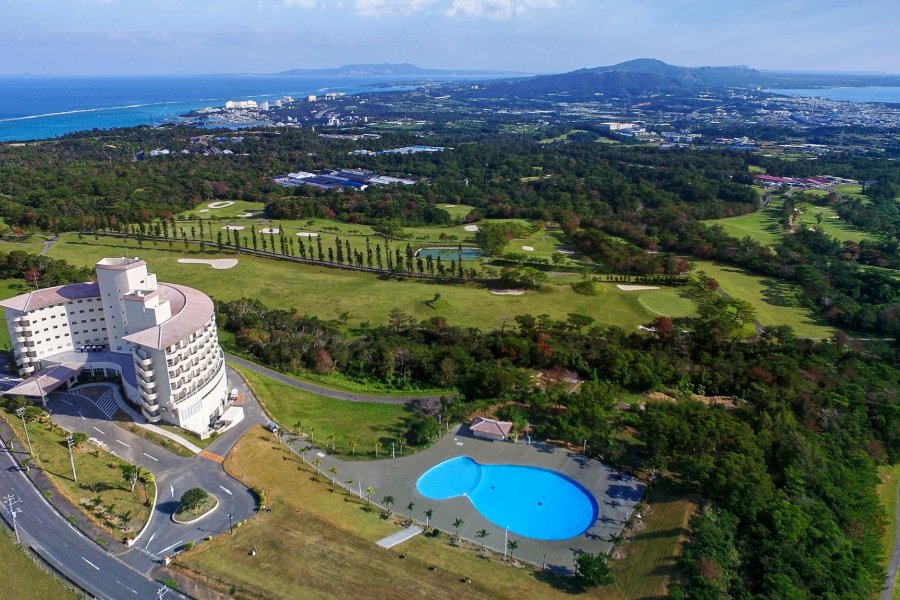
[[226, 353, 452, 405], [883, 478, 900, 599]]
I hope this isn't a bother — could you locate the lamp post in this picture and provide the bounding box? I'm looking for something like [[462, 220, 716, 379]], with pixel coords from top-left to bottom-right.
[[66, 435, 77, 482], [228, 512, 234, 535], [14, 407, 33, 457], [3, 493, 22, 545]]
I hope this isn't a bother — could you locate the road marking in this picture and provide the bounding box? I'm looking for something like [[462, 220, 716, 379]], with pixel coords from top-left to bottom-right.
[[116, 580, 138, 595], [78, 411, 85, 421], [144, 531, 157, 550], [170, 485, 175, 498], [115, 440, 130, 448], [92, 426, 105, 435], [218, 485, 233, 496], [156, 540, 184, 556], [142, 452, 158, 462], [60, 399, 73, 406], [81, 557, 100, 570]]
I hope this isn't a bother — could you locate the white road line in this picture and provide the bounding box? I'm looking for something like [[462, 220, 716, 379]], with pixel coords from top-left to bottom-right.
[[92, 426, 104, 435], [170, 485, 175, 498], [78, 411, 85, 421], [144, 531, 157, 550], [156, 540, 184, 556], [218, 485, 233, 496], [116, 581, 139, 595], [82, 557, 100, 570], [142, 452, 158, 462], [115, 440, 130, 448], [60, 399, 73, 406]]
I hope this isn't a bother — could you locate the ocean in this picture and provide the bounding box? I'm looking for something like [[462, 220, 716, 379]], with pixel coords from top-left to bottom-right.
[[0, 75, 428, 142], [771, 86, 900, 104]]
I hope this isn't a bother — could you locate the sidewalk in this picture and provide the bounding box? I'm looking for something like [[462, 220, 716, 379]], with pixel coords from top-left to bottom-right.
[[76, 383, 202, 454]]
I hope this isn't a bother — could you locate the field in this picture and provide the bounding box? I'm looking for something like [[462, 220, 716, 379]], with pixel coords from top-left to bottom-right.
[[692, 260, 836, 338], [45, 234, 691, 332], [878, 463, 900, 575], [175, 428, 693, 600], [2, 411, 155, 541], [0, 528, 82, 600], [181, 200, 266, 219], [234, 365, 413, 457]]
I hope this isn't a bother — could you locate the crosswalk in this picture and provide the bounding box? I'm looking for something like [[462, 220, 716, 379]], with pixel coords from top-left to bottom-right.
[[198, 449, 225, 463], [93, 390, 117, 418]]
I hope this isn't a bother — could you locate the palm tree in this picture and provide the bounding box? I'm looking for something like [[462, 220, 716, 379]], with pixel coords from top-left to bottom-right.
[[299, 448, 307, 464], [453, 518, 464, 540], [382, 495, 395, 516], [476, 529, 489, 550], [327, 433, 336, 451], [423, 508, 434, 529], [349, 438, 358, 455], [365, 486, 374, 504], [345, 480, 353, 495], [507, 539, 518, 562], [406, 501, 415, 515], [138, 469, 155, 504], [120, 464, 139, 492], [294, 420, 303, 436], [312, 458, 321, 476], [328, 466, 338, 486], [374, 441, 381, 457], [308, 426, 315, 442]]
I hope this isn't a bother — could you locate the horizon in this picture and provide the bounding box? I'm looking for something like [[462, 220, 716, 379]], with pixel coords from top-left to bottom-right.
[[1, 0, 898, 76]]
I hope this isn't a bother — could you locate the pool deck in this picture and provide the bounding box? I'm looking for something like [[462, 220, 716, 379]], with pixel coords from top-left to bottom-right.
[[282, 424, 644, 573]]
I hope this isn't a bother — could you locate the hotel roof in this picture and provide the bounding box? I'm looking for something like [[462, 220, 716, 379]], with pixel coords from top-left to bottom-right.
[[0, 282, 100, 314], [3, 363, 82, 398], [122, 283, 213, 350]]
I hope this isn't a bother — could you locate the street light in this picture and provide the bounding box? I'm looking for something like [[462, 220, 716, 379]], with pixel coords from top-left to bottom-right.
[[66, 435, 78, 482], [14, 407, 33, 457], [228, 512, 234, 535]]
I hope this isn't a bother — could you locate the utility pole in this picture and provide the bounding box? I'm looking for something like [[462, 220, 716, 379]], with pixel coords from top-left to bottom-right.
[[228, 512, 234, 535], [156, 585, 170, 599], [504, 526, 508, 559], [14, 407, 33, 456], [3, 493, 23, 545], [66, 435, 77, 482]]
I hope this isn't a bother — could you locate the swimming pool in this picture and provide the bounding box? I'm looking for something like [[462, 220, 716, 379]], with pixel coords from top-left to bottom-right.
[[416, 456, 599, 540], [415, 247, 483, 261]]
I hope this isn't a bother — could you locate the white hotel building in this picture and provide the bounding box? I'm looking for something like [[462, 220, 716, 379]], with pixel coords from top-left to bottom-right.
[[1, 257, 229, 437]]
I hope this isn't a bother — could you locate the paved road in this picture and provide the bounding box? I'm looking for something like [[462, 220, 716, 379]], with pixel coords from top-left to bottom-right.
[[0, 437, 183, 600], [226, 353, 451, 405]]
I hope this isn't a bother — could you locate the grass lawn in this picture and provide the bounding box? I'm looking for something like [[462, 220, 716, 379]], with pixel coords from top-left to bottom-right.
[[636, 288, 697, 318], [878, 464, 900, 574], [175, 428, 584, 600], [0, 528, 81, 600], [692, 260, 836, 338], [2, 411, 155, 541], [157, 424, 219, 450], [437, 204, 475, 220], [180, 200, 265, 220], [233, 365, 413, 458], [600, 480, 698, 600], [539, 129, 589, 144], [47, 234, 689, 332], [173, 493, 219, 523], [111, 412, 195, 457]]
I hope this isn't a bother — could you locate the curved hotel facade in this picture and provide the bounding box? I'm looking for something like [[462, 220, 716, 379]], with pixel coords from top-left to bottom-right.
[[1, 257, 228, 437]]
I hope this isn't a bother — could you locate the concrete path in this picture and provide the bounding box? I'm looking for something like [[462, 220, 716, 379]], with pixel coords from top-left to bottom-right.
[[226, 354, 451, 405], [376, 525, 423, 549], [38, 235, 57, 256]]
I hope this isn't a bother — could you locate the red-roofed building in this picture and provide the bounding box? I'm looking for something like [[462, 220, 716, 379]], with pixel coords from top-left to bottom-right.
[[469, 417, 514, 441]]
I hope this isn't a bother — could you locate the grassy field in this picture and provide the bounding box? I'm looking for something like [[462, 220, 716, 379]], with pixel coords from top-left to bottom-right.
[[636, 288, 697, 318], [539, 129, 588, 143], [2, 411, 155, 541], [878, 464, 900, 574], [692, 260, 836, 338], [234, 365, 412, 457], [177, 428, 694, 600], [180, 200, 265, 219], [46, 234, 689, 332], [0, 528, 82, 600]]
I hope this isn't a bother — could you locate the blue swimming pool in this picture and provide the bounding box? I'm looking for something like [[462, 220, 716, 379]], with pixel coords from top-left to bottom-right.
[[415, 247, 483, 261], [416, 456, 599, 540]]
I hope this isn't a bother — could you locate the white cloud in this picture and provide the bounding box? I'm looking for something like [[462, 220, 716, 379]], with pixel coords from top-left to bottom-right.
[[352, 0, 438, 16], [283, 0, 318, 7], [446, 0, 559, 20]]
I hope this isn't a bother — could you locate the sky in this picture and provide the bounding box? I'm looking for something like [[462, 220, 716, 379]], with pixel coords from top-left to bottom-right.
[[1, 0, 898, 76]]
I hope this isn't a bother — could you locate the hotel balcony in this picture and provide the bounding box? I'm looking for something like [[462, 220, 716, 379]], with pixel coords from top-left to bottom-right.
[[20, 365, 34, 374], [139, 380, 156, 393], [135, 355, 153, 368], [141, 390, 158, 403], [141, 407, 161, 422], [137, 368, 155, 381]]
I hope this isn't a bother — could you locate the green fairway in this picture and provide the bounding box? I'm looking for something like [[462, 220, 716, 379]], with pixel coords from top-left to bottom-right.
[[437, 204, 476, 220], [692, 260, 836, 338], [181, 200, 266, 220], [233, 364, 411, 457], [46, 234, 690, 331], [636, 288, 697, 318]]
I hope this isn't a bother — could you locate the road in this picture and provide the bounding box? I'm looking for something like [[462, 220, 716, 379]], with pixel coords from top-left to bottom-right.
[[883, 477, 900, 599], [0, 436, 182, 600], [226, 353, 451, 405]]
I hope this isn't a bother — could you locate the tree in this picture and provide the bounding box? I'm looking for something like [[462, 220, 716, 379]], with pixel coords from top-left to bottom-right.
[[312, 457, 322, 475], [349, 438, 358, 455], [576, 552, 614, 586], [71, 431, 88, 450], [120, 463, 139, 493], [507, 539, 518, 562], [382, 495, 395, 516], [180, 487, 209, 512], [328, 466, 338, 486], [453, 517, 464, 540], [476, 528, 489, 549], [327, 432, 336, 451], [424, 508, 434, 529], [365, 486, 374, 503]]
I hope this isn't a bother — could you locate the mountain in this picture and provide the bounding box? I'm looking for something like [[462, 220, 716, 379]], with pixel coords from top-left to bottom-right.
[[275, 63, 528, 78], [463, 58, 900, 100]]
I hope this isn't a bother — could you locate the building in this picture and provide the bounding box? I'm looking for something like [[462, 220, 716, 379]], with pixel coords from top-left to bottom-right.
[[224, 100, 257, 110], [468, 417, 513, 441], [1, 258, 229, 438]]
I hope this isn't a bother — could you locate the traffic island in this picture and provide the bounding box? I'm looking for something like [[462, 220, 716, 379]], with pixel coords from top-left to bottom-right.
[[173, 488, 218, 524]]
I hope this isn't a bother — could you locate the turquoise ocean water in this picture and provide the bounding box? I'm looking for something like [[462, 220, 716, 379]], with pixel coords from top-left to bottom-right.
[[771, 86, 900, 104]]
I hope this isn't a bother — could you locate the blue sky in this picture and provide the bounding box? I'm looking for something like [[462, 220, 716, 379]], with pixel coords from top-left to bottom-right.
[[1, 0, 898, 75]]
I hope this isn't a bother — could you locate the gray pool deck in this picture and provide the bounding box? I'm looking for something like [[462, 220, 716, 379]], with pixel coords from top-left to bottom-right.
[[283, 424, 644, 573]]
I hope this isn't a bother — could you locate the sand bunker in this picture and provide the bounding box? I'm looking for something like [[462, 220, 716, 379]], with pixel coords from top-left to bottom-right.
[[464, 225, 480, 232], [260, 227, 280, 234], [557, 249, 575, 255], [237, 212, 257, 218], [522, 245, 534, 252], [222, 225, 245, 231], [297, 232, 320, 237], [197, 209, 210, 213], [490, 289, 526, 296], [208, 201, 236, 209], [617, 285, 661, 291], [178, 258, 238, 270]]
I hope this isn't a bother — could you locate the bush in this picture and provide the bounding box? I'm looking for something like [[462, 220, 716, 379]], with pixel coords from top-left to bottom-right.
[[576, 552, 613, 587], [179, 487, 209, 512]]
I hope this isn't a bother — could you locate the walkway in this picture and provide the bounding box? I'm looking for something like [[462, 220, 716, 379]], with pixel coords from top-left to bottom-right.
[[376, 525, 423, 549], [226, 353, 451, 405]]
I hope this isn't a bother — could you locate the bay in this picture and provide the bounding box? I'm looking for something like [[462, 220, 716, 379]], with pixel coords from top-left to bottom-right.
[[771, 86, 900, 104]]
